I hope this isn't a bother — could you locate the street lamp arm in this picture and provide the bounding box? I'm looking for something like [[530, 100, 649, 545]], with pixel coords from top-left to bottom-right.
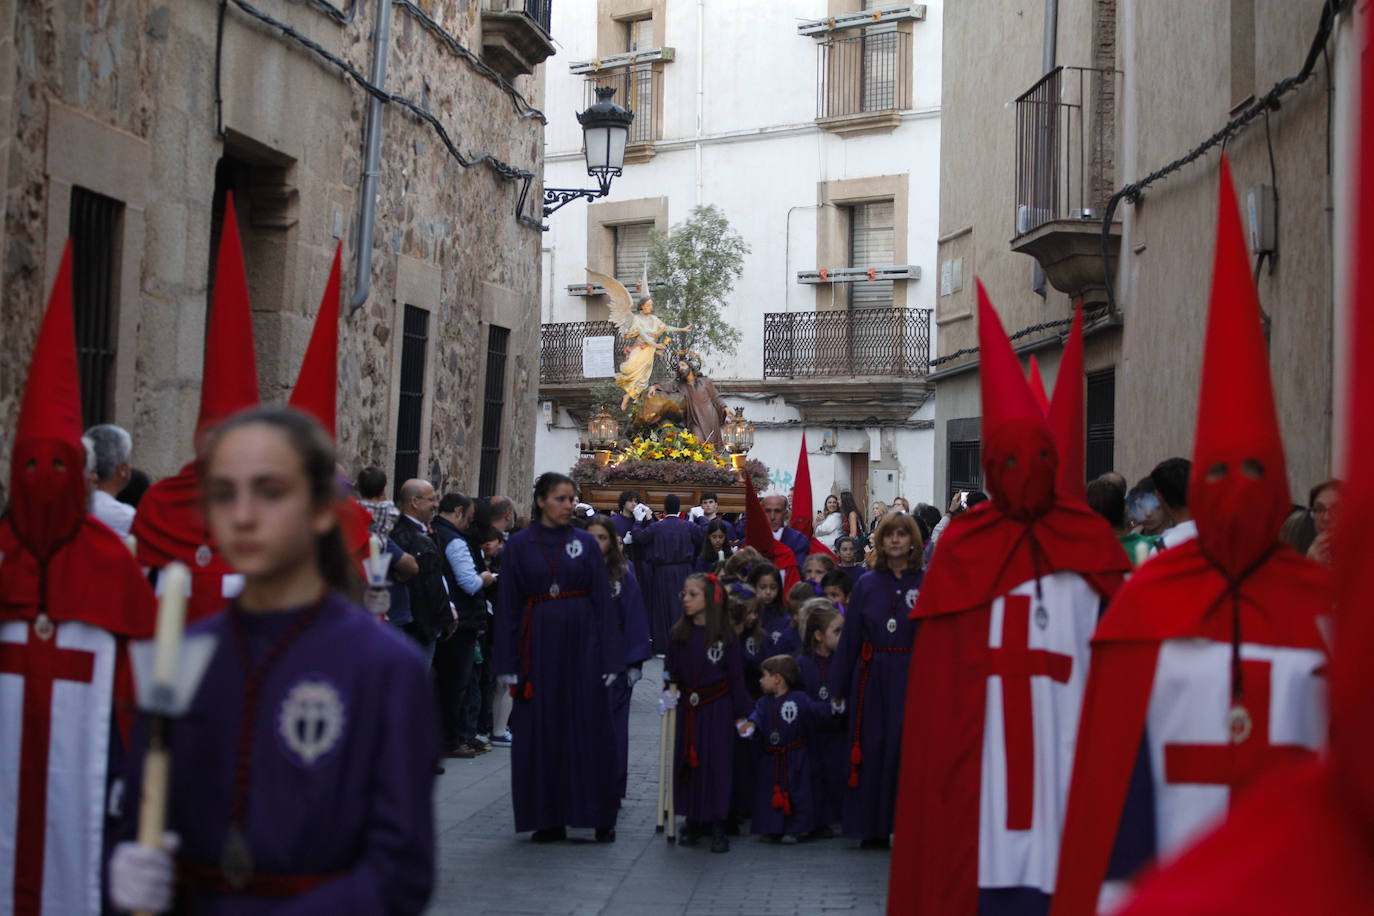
[[543, 185, 611, 216]]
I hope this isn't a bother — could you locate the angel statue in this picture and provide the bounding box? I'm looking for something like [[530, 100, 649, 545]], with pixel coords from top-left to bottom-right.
[[588, 269, 693, 412]]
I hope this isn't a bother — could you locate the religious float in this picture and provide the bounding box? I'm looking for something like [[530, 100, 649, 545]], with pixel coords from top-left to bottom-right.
[[570, 271, 765, 513]]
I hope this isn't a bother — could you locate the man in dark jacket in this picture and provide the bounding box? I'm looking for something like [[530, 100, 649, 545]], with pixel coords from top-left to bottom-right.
[[432, 492, 488, 758], [389, 479, 453, 664]]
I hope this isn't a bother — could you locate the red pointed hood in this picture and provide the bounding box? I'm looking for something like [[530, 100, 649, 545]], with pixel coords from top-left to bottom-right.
[[978, 282, 1059, 522], [196, 192, 259, 446], [8, 243, 88, 562], [1188, 156, 1290, 580], [1047, 306, 1086, 502], [1027, 355, 1050, 413], [288, 243, 342, 438], [789, 431, 814, 537], [743, 474, 799, 586]]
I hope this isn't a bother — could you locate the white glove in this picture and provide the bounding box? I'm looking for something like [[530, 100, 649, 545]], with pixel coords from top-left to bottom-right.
[[634, 503, 653, 522], [623, 532, 634, 545], [689, 505, 705, 519], [737, 720, 756, 738], [658, 689, 679, 716], [497, 674, 519, 687], [362, 586, 390, 619], [109, 833, 180, 913], [603, 673, 618, 687], [626, 666, 643, 686], [831, 698, 847, 714]]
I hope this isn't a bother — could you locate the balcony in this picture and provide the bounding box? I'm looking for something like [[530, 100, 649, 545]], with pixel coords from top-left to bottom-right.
[[816, 29, 912, 136], [540, 320, 617, 385], [584, 66, 663, 161], [1010, 65, 1122, 305], [481, 0, 555, 82]]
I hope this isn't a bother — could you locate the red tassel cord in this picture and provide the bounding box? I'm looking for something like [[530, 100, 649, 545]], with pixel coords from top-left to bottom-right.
[[849, 641, 875, 788]]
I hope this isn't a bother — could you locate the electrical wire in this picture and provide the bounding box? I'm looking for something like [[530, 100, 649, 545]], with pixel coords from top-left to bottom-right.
[[219, 0, 544, 229]]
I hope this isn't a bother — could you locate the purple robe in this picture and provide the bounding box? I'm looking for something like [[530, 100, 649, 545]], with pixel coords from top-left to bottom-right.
[[759, 606, 802, 658], [731, 628, 767, 819], [777, 526, 811, 570], [119, 593, 439, 914], [638, 516, 697, 653], [493, 523, 622, 833], [798, 652, 848, 828], [608, 566, 652, 798], [665, 626, 751, 823], [830, 566, 922, 841], [746, 691, 836, 836]]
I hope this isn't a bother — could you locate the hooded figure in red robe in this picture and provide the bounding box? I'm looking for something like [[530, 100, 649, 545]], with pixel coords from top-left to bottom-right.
[[1049, 156, 1330, 916], [130, 195, 260, 621], [1108, 45, 1374, 907], [0, 244, 157, 915], [887, 283, 1129, 915], [742, 473, 799, 590]]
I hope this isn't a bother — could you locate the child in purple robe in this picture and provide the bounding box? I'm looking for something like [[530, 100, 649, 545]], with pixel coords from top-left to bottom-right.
[[798, 605, 847, 836], [109, 406, 439, 914], [833, 537, 867, 590], [662, 573, 752, 853], [739, 654, 841, 842], [749, 563, 802, 657], [830, 512, 923, 849], [802, 552, 837, 591], [493, 472, 623, 843], [694, 518, 733, 573], [587, 515, 652, 800], [821, 570, 852, 614], [727, 585, 764, 830]]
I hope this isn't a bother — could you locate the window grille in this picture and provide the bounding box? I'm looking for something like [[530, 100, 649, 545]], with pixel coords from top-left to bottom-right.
[[1086, 368, 1116, 481], [393, 306, 429, 498], [948, 439, 983, 507], [69, 186, 123, 427], [849, 200, 896, 308], [478, 325, 510, 497]]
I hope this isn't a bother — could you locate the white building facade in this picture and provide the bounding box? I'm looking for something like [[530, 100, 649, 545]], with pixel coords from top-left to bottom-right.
[[535, 0, 943, 514]]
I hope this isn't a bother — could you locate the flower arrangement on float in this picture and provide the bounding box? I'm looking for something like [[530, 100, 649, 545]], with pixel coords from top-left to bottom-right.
[[571, 423, 769, 490]]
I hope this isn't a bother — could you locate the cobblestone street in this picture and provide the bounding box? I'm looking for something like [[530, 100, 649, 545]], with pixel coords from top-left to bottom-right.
[[428, 659, 892, 915]]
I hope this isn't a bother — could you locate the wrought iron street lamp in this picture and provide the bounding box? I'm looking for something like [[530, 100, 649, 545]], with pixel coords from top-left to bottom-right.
[[544, 87, 635, 217]]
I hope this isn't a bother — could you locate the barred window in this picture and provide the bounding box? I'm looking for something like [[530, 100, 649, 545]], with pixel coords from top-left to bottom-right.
[[69, 186, 124, 426], [394, 305, 430, 498]]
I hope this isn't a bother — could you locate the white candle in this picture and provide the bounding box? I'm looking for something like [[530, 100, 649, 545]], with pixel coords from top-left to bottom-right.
[[124, 535, 138, 556], [153, 562, 190, 686], [369, 535, 382, 574]]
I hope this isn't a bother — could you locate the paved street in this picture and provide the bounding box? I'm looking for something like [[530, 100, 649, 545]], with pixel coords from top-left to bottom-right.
[[428, 658, 892, 915]]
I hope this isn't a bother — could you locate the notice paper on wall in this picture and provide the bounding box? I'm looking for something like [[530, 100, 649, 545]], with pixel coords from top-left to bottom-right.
[[583, 335, 616, 378]]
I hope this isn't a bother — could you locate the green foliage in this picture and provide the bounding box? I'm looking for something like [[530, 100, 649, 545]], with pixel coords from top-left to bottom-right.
[[647, 204, 749, 361]]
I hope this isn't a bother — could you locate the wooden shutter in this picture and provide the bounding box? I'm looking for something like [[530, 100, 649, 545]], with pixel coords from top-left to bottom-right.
[[614, 222, 654, 297]]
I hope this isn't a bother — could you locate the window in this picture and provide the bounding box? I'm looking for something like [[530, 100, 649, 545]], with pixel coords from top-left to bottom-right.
[[478, 326, 510, 497], [69, 187, 124, 427], [948, 439, 983, 506], [394, 306, 429, 498], [849, 200, 895, 308], [626, 16, 652, 52], [1086, 369, 1116, 481], [614, 221, 654, 296], [861, 0, 900, 112]]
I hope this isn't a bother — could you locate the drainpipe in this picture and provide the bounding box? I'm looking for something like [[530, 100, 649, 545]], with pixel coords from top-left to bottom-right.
[[695, 0, 705, 206], [350, 0, 393, 313], [1042, 0, 1057, 74]]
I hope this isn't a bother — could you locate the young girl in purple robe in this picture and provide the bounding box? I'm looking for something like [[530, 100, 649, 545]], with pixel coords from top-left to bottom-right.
[[802, 552, 836, 590], [694, 518, 732, 573], [749, 563, 802, 657], [662, 573, 752, 853], [831, 511, 923, 849], [109, 406, 439, 914], [798, 605, 847, 837]]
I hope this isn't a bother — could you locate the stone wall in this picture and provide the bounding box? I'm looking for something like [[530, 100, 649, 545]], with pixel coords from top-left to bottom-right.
[[0, 0, 547, 500]]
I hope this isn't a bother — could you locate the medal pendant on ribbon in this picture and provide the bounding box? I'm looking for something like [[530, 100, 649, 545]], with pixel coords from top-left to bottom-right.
[[549, 583, 560, 597], [769, 731, 781, 746], [220, 826, 255, 890], [818, 686, 828, 700], [33, 613, 55, 641], [689, 692, 700, 707], [1034, 604, 1049, 630], [1227, 704, 1252, 744], [886, 617, 898, 634], [195, 543, 213, 568]]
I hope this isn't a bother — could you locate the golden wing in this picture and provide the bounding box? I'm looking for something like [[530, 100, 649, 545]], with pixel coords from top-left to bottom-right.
[[588, 269, 635, 332]]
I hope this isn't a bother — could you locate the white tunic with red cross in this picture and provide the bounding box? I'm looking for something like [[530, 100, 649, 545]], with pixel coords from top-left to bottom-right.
[[1145, 639, 1327, 858], [978, 571, 1100, 895], [0, 618, 117, 916]]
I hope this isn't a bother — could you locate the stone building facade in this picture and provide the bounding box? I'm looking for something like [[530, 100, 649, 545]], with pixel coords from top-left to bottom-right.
[[931, 0, 1363, 503], [0, 0, 554, 500]]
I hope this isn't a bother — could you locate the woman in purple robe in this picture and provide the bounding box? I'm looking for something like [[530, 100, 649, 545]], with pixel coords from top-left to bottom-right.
[[830, 512, 923, 849], [109, 406, 439, 914], [587, 515, 652, 800], [493, 473, 623, 842], [662, 573, 752, 853]]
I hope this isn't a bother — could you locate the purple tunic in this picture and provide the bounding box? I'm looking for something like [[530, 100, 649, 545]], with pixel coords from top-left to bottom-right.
[[608, 566, 652, 798], [746, 691, 835, 836], [665, 626, 752, 823], [638, 516, 698, 653], [120, 593, 439, 914], [831, 566, 922, 841], [731, 629, 766, 819], [493, 523, 622, 833], [759, 606, 802, 658], [798, 651, 848, 827]]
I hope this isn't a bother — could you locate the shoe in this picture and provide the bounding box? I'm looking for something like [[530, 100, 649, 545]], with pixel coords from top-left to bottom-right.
[[859, 837, 890, 850], [595, 827, 616, 843], [531, 827, 567, 843], [434, 764, 446, 774], [760, 833, 782, 844], [710, 822, 730, 854], [808, 825, 836, 840], [490, 731, 513, 747], [781, 834, 799, 845], [475, 733, 490, 744], [725, 817, 741, 836], [677, 820, 699, 846], [445, 746, 477, 759]]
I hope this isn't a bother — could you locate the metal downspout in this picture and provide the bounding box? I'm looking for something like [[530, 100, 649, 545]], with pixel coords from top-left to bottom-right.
[[350, 0, 392, 313]]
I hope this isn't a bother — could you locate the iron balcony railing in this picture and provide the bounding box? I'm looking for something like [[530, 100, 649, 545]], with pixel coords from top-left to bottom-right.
[[485, 0, 551, 35], [540, 320, 618, 384], [763, 308, 931, 379], [817, 28, 912, 119], [1013, 65, 1120, 236], [585, 66, 662, 144]]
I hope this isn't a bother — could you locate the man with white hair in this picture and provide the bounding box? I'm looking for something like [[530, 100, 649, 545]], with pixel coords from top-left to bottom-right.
[[84, 423, 135, 537]]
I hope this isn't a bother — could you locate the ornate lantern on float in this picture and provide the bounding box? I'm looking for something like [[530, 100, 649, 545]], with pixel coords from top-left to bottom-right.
[[722, 407, 755, 472], [586, 408, 620, 466]]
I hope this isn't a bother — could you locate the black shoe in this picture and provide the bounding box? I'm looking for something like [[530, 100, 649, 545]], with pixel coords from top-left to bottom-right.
[[595, 827, 616, 843], [677, 820, 699, 846], [725, 817, 741, 836], [711, 822, 730, 853], [808, 825, 837, 840], [859, 836, 890, 850], [760, 833, 783, 844], [531, 827, 567, 843], [434, 764, 445, 774]]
